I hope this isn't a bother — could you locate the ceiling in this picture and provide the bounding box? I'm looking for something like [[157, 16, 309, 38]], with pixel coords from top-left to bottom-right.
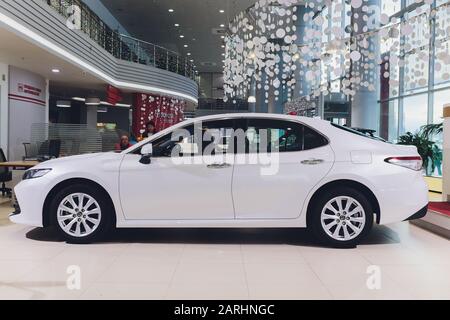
[[0, 27, 115, 98], [100, 0, 256, 73]]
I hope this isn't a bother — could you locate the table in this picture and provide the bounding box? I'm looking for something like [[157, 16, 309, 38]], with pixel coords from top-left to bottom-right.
[[0, 161, 39, 170], [0, 161, 39, 201]]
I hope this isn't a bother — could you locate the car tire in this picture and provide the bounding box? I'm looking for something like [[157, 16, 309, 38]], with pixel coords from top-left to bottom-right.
[[50, 184, 114, 244], [309, 187, 373, 248]]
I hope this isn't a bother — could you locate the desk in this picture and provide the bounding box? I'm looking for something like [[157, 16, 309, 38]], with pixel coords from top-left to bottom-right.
[[0, 161, 39, 170]]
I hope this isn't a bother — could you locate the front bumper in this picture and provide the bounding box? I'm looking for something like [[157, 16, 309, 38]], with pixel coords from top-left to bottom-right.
[[9, 178, 49, 227], [404, 205, 428, 221]]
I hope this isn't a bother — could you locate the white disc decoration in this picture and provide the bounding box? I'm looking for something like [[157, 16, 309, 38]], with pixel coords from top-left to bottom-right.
[[223, 0, 450, 108]]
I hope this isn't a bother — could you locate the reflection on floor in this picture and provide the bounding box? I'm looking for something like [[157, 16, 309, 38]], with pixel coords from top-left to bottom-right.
[[0, 197, 449, 300]]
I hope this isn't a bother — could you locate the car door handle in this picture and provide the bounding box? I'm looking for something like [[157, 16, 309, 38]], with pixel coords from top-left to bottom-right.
[[207, 163, 232, 169], [301, 159, 325, 165]]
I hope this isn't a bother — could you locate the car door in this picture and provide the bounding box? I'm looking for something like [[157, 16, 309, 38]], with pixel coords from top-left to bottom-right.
[[119, 119, 236, 220], [232, 118, 335, 219]]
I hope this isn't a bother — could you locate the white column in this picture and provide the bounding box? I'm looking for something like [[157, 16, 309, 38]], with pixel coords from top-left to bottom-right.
[[350, 0, 381, 131], [443, 104, 450, 202], [86, 105, 98, 128], [0, 62, 9, 153]]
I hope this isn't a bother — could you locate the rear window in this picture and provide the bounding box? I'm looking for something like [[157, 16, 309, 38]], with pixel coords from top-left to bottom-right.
[[331, 123, 385, 142]]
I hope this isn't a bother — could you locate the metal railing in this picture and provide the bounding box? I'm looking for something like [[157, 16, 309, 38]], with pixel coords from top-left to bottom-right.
[[46, 0, 197, 80], [197, 98, 249, 111]]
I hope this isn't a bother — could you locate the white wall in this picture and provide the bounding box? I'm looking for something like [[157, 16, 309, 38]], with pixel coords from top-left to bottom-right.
[[82, 0, 130, 36], [8, 66, 47, 161], [0, 62, 8, 154]]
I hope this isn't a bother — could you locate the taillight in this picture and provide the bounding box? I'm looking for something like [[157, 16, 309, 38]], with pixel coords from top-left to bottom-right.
[[385, 156, 423, 171]]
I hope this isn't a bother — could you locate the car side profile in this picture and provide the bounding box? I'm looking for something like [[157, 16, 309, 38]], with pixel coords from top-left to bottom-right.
[[10, 113, 429, 248]]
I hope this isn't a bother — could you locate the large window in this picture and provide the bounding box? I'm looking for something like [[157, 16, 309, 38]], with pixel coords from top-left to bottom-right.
[[433, 89, 450, 124], [402, 94, 428, 134]]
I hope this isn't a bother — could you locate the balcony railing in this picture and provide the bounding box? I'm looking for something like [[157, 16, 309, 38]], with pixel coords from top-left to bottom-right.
[[198, 98, 249, 111], [46, 0, 197, 80]]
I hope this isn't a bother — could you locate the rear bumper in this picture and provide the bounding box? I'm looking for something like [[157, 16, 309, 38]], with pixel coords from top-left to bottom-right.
[[404, 205, 428, 221]]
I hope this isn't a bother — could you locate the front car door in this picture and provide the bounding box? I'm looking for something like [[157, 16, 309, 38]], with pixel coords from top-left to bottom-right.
[[119, 119, 236, 220], [232, 118, 335, 219]]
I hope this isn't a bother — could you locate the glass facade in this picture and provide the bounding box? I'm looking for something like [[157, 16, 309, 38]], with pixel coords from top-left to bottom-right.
[[377, 0, 449, 177]]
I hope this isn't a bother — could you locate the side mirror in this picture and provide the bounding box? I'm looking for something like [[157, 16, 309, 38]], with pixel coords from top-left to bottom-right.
[[140, 144, 153, 164]]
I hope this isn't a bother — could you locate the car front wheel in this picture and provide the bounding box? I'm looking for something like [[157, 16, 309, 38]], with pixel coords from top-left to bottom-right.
[[309, 187, 373, 248], [50, 184, 114, 244]]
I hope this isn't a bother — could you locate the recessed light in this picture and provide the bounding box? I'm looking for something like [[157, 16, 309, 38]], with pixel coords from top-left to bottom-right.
[[220, 24, 225, 28], [168, 9, 174, 13], [179, 35, 185, 38], [56, 100, 71, 108], [174, 23, 180, 27], [190, 59, 194, 62], [184, 44, 188, 48], [221, 45, 225, 48], [220, 36, 225, 39], [51, 68, 60, 73], [219, 9, 225, 13], [187, 53, 191, 56]]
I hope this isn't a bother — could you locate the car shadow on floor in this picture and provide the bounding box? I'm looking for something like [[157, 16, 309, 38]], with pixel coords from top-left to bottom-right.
[[26, 225, 401, 247]]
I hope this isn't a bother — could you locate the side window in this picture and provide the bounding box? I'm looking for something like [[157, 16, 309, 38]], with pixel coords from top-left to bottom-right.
[[151, 120, 236, 157], [304, 126, 328, 150], [246, 119, 304, 153], [245, 119, 328, 153]]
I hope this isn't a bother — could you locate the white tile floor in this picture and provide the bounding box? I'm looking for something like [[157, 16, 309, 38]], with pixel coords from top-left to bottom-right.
[[0, 198, 449, 300]]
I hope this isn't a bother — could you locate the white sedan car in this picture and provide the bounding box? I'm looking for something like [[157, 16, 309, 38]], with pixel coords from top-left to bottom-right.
[[10, 114, 428, 247]]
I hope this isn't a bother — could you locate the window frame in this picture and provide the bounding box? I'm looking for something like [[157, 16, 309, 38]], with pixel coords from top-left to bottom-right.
[[132, 117, 330, 157]]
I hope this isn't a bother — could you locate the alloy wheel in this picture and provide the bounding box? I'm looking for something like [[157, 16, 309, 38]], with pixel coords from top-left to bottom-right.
[[320, 196, 366, 241], [57, 193, 102, 238]]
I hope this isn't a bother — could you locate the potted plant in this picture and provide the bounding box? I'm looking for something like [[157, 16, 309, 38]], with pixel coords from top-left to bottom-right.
[[397, 122, 443, 176]]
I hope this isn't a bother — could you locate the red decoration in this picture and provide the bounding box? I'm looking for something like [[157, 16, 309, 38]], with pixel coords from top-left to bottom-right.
[[132, 93, 185, 137], [107, 85, 123, 105]]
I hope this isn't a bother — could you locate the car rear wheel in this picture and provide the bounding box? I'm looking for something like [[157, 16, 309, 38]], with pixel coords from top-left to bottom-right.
[[50, 184, 113, 244], [309, 187, 373, 248]]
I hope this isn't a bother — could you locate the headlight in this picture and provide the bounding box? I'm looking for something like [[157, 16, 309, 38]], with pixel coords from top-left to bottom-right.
[[22, 169, 52, 180]]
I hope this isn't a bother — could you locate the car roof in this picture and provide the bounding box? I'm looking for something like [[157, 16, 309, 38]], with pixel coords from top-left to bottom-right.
[[180, 113, 327, 126]]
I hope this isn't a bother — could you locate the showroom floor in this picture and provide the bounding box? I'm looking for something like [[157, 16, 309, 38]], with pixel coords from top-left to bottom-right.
[[0, 197, 449, 300]]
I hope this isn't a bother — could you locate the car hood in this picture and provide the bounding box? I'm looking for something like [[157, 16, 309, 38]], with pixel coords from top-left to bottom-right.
[[33, 152, 118, 169]]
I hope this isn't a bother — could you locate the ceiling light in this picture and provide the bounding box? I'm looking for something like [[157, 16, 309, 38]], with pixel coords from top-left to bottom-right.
[[51, 68, 60, 73], [219, 9, 225, 13], [114, 103, 132, 108], [86, 97, 101, 106], [248, 96, 256, 103], [168, 9, 174, 13], [221, 45, 225, 48], [220, 24, 225, 28], [179, 35, 184, 38], [56, 100, 71, 108], [174, 23, 180, 27], [72, 97, 85, 102], [187, 53, 191, 56], [220, 35, 225, 39], [184, 44, 188, 48]]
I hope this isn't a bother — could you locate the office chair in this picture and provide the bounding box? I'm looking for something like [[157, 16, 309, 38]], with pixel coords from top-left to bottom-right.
[[0, 148, 12, 197]]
